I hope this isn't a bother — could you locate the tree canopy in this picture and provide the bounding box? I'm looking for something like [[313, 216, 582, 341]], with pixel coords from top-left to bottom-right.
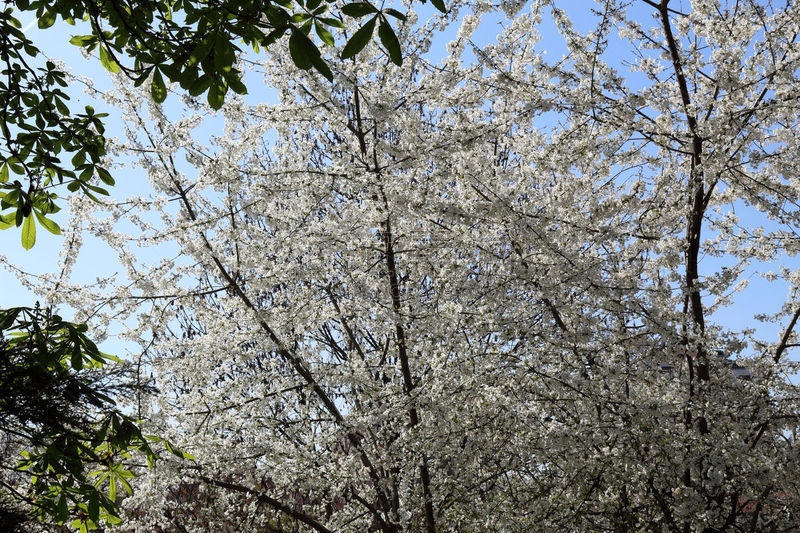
[[5, 0, 800, 531], [31, 0, 798, 531]]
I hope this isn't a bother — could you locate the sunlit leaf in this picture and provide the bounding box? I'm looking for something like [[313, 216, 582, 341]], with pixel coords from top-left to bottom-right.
[[21, 214, 35, 249]]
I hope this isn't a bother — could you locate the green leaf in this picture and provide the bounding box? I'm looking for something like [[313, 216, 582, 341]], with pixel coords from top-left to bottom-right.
[[7, 158, 24, 175], [151, 69, 167, 103], [134, 67, 154, 87], [108, 473, 117, 502], [321, 17, 345, 29], [34, 210, 61, 235], [69, 35, 94, 47], [378, 18, 402, 66], [289, 30, 315, 70], [311, 52, 333, 81], [226, 74, 247, 95], [207, 82, 225, 110], [117, 472, 133, 495], [342, 3, 377, 17], [214, 37, 235, 74], [186, 73, 210, 96], [96, 167, 115, 186], [72, 150, 86, 168], [21, 214, 35, 250], [0, 163, 7, 183], [56, 494, 68, 523], [341, 17, 376, 60], [88, 492, 99, 523], [263, 27, 287, 47], [71, 342, 83, 370], [54, 97, 70, 116], [430, 0, 447, 12], [383, 8, 407, 21], [188, 34, 215, 67], [84, 182, 110, 196], [38, 11, 57, 29], [315, 21, 335, 47], [99, 46, 120, 74]]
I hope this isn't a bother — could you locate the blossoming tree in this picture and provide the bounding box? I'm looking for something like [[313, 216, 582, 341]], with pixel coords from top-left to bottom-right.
[[37, 0, 800, 530]]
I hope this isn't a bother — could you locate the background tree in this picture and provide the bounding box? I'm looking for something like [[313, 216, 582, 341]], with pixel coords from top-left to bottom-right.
[[37, 0, 799, 531], [1, 0, 444, 528], [0, 305, 190, 532]]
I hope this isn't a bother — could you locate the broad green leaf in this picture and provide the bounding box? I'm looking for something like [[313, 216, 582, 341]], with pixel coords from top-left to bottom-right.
[[188, 34, 214, 66], [342, 3, 377, 17], [134, 67, 154, 87], [117, 473, 133, 495], [88, 492, 99, 523], [0, 163, 7, 183], [227, 74, 247, 95], [341, 16, 376, 59], [54, 97, 70, 116], [151, 69, 167, 103], [72, 150, 86, 167], [99, 46, 120, 74], [378, 18, 402, 66], [34, 210, 61, 235], [21, 214, 35, 250], [108, 473, 116, 501], [321, 17, 345, 29], [207, 82, 225, 110], [430, 0, 447, 13], [315, 21, 335, 47], [311, 52, 333, 81], [96, 167, 115, 186], [71, 342, 83, 370], [7, 158, 24, 175], [56, 495, 68, 523], [189, 74, 213, 97], [289, 30, 314, 70], [38, 11, 56, 29], [214, 37, 235, 74], [263, 27, 287, 47], [384, 8, 407, 21], [84, 182, 110, 196], [69, 35, 93, 47]]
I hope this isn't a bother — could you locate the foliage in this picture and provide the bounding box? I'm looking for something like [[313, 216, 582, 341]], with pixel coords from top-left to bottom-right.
[[0, 8, 111, 250], [44, 0, 800, 531], [0, 305, 192, 531]]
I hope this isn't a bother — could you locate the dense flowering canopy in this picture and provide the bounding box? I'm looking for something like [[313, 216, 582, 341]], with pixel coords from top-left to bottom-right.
[[32, 0, 800, 531]]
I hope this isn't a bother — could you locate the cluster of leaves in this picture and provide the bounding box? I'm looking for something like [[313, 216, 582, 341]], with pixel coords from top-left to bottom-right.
[[0, 306, 192, 532], [0, 9, 113, 250], [17, 0, 437, 111]]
